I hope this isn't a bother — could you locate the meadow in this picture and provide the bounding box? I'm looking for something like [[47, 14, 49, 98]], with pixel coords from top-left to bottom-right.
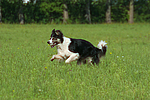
[[0, 23, 150, 100]]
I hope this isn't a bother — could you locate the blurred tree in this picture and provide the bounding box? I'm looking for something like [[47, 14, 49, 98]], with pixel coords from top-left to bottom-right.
[[85, 0, 91, 23], [63, 3, 69, 23], [2, 0, 31, 24], [39, 0, 63, 23], [134, 0, 150, 22], [91, 0, 106, 23], [111, 0, 129, 22], [19, 3, 24, 24], [19, 0, 31, 24], [1, 0, 150, 23], [0, 0, 2, 23], [2, 0, 19, 23], [106, 0, 111, 23], [129, 0, 134, 23], [68, 0, 92, 23]]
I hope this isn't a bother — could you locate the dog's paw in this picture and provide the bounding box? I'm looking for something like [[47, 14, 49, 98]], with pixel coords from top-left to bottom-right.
[[50, 55, 55, 61], [65, 60, 70, 64], [51, 58, 54, 61]]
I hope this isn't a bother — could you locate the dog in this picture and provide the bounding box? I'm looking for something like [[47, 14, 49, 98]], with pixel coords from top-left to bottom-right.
[[47, 29, 107, 65]]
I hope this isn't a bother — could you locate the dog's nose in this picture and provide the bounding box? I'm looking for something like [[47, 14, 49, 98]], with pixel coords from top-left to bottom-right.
[[47, 41, 50, 44]]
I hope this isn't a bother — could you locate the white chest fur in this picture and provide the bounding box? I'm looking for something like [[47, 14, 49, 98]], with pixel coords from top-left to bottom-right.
[[56, 37, 78, 59]]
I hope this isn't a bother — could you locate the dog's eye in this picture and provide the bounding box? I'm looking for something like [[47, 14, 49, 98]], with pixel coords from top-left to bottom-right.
[[53, 38, 57, 40], [50, 37, 54, 40], [50, 37, 52, 40], [50, 37, 57, 40]]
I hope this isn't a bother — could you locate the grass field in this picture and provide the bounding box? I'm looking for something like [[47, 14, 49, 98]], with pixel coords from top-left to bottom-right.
[[0, 23, 150, 99]]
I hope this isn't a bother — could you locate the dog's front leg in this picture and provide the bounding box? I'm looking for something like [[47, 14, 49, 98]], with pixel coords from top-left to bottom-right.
[[65, 53, 79, 63], [51, 54, 64, 61]]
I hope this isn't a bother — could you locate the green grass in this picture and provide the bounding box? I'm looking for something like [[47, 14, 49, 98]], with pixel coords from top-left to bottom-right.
[[0, 23, 150, 99]]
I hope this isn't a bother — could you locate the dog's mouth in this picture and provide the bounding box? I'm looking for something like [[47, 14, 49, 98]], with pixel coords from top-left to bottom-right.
[[49, 42, 57, 48], [47, 40, 59, 48], [50, 45, 55, 48]]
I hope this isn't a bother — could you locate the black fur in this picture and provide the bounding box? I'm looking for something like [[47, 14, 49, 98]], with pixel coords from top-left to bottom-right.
[[69, 38, 102, 65]]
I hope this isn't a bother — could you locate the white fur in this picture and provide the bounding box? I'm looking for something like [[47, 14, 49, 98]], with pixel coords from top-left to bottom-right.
[[51, 37, 80, 63], [86, 57, 93, 64], [97, 40, 107, 49], [49, 38, 53, 44]]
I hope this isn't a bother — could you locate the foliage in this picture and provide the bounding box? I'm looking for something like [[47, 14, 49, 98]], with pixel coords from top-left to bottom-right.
[[111, 2, 129, 22], [90, 1, 106, 23], [39, 2, 63, 23], [134, 0, 150, 22], [0, 0, 150, 23]]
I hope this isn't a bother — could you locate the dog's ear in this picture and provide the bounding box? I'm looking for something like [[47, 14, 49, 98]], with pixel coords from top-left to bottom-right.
[[52, 29, 55, 33], [55, 30, 60, 35], [55, 31, 59, 35]]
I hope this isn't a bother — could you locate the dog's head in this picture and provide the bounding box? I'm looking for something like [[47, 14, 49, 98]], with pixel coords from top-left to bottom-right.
[[47, 29, 64, 48]]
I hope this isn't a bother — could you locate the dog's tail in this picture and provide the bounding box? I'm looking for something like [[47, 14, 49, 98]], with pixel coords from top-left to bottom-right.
[[97, 40, 107, 57]]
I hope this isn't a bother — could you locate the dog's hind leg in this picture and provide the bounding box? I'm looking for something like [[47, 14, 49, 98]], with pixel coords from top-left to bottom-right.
[[65, 53, 79, 64], [77, 58, 83, 65], [92, 55, 100, 65], [77, 58, 87, 65], [83, 60, 87, 64]]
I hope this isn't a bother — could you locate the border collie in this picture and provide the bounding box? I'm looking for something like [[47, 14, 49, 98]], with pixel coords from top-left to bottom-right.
[[47, 29, 107, 65]]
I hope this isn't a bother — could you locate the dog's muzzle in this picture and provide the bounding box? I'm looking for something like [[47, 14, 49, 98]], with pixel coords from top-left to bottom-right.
[[47, 41, 50, 44], [47, 41, 56, 48]]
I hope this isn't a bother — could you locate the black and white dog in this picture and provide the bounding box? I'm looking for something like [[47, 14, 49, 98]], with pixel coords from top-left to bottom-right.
[[47, 29, 107, 65]]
